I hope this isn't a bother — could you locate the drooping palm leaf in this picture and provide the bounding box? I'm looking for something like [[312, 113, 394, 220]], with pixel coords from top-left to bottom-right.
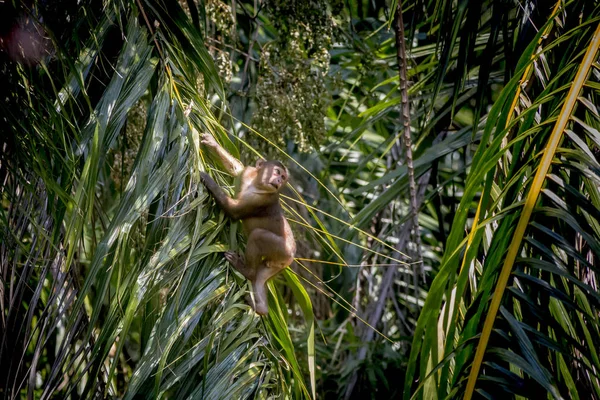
[[404, 2, 600, 398]]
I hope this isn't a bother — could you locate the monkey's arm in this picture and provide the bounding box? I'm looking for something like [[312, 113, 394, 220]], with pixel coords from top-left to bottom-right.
[[200, 172, 258, 220], [200, 133, 245, 177]]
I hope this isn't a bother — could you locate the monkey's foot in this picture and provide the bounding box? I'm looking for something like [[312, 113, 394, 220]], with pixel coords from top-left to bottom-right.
[[224, 251, 247, 273], [224, 251, 244, 267]]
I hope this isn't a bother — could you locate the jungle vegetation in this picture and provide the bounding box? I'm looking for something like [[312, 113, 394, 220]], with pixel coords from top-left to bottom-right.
[[2, 0, 600, 399]]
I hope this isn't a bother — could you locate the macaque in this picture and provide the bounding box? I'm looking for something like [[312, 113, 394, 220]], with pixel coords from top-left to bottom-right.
[[199, 133, 295, 315]]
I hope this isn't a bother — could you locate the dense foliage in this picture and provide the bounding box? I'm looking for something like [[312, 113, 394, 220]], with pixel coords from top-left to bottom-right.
[[2, 0, 600, 399]]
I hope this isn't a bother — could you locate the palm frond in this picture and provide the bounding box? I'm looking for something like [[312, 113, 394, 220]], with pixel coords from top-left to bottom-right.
[[405, 3, 600, 398]]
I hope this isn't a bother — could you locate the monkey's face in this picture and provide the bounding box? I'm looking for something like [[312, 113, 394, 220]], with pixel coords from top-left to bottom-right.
[[255, 160, 288, 193]]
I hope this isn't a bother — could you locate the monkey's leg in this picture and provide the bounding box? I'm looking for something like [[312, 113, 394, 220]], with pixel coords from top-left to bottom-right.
[[251, 264, 285, 315], [245, 229, 294, 266], [245, 229, 293, 315]]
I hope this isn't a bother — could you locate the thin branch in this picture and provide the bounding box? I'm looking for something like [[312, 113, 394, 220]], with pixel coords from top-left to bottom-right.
[[343, 172, 430, 400], [206, 37, 259, 62], [394, 0, 423, 281], [135, 0, 165, 61]]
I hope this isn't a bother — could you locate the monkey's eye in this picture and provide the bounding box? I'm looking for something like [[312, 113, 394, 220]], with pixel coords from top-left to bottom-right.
[[274, 169, 281, 176]]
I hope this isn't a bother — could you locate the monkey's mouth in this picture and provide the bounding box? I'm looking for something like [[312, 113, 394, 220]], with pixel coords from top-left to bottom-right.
[[270, 183, 279, 189]]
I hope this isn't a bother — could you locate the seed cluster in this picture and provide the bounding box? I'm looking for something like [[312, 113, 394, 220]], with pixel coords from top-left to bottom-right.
[[252, 0, 335, 152]]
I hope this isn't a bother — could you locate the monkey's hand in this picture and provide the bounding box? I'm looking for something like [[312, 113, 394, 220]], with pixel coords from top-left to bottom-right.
[[200, 172, 214, 187], [200, 172, 220, 205], [200, 133, 219, 148], [200, 172, 224, 201]]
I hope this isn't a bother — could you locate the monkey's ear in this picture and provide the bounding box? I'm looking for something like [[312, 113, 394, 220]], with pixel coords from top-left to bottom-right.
[[255, 159, 265, 168]]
